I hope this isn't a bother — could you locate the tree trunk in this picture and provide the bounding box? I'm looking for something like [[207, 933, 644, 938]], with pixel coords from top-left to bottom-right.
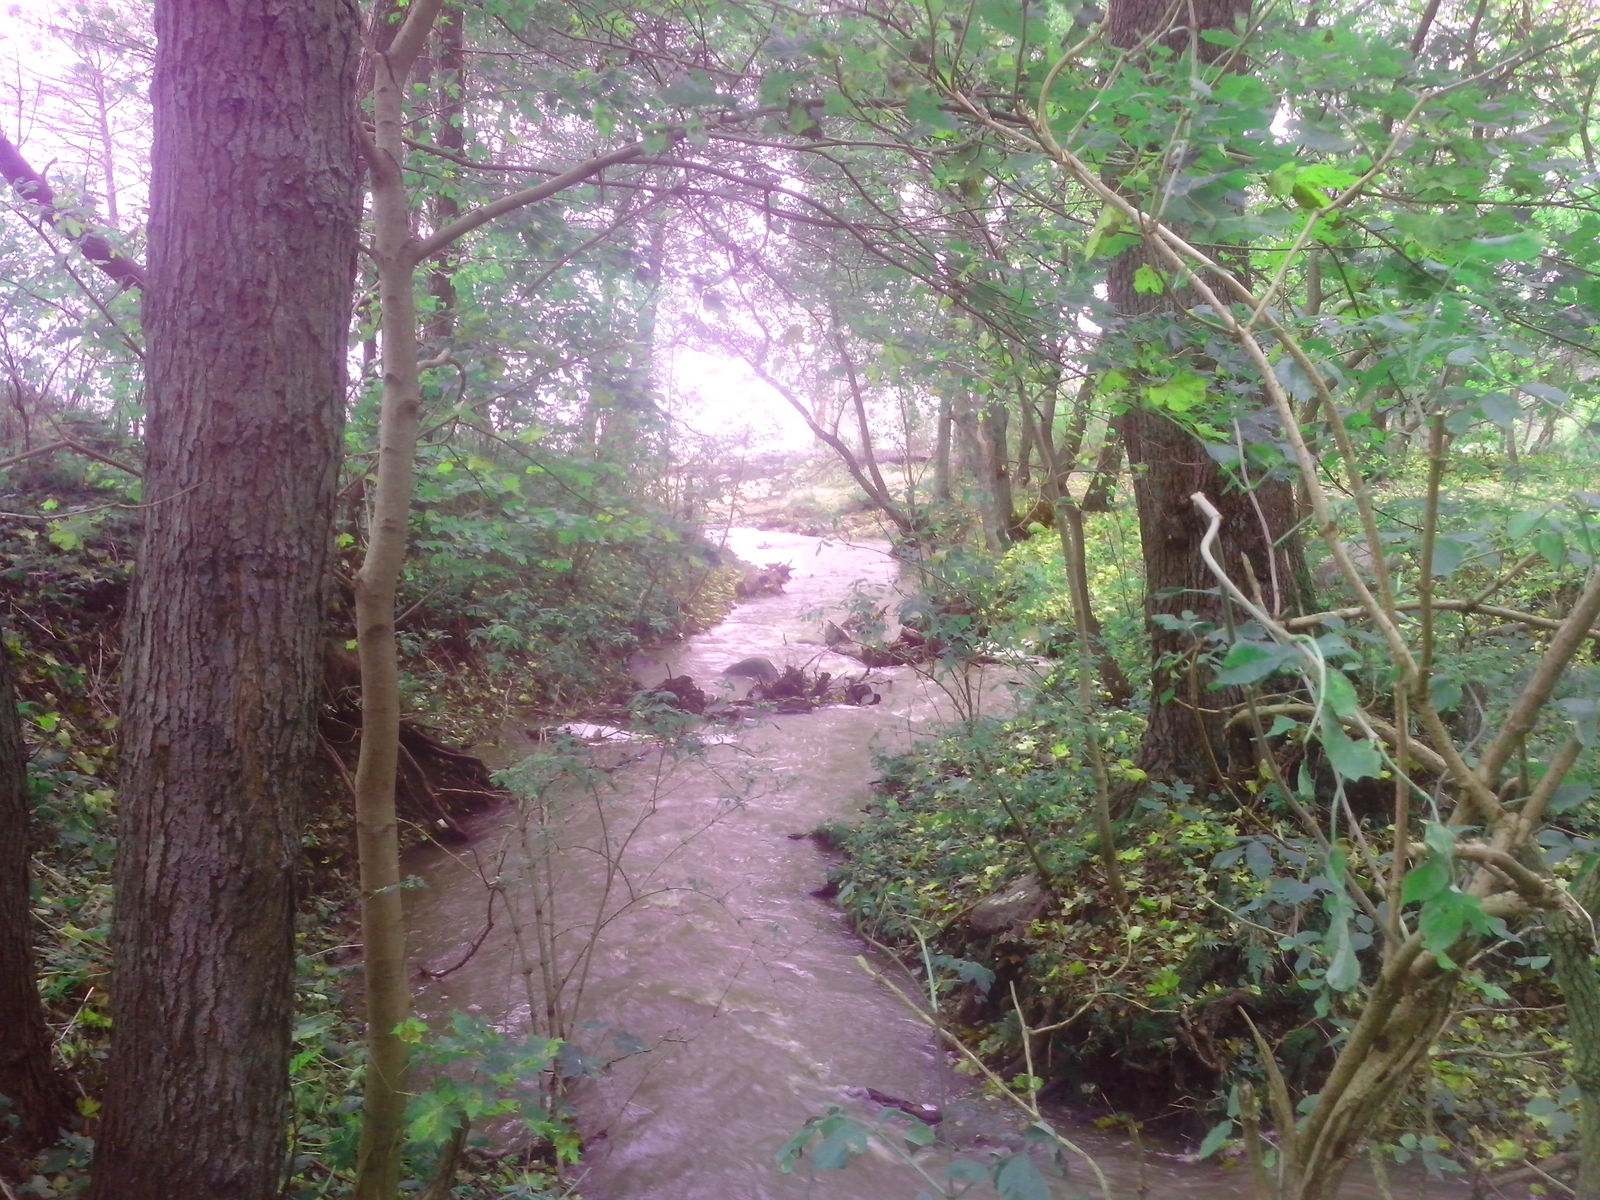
[[982, 402, 1017, 541], [933, 393, 953, 502], [1106, 0, 1303, 781], [1549, 862, 1600, 1198], [423, 3, 464, 347], [0, 634, 71, 1156], [355, 5, 445, 1194], [1080, 430, 1122, 513], [87, 4, 360, 1198], [950, 386, 1006, 552]]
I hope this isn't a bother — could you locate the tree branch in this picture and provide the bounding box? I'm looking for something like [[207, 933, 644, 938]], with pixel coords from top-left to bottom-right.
[[411, 140, 656, 263], [0, 129, 145, 292]]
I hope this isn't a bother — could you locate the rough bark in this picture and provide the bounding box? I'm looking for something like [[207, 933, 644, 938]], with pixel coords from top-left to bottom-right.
[[1107, 0, 1304, 781], [86, 3, 360, 1198], [1549, 863, 1600, 1199], [0, 636, 71, 1156]]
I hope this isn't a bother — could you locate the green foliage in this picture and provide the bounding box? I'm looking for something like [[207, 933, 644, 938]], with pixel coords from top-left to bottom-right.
[[344, 426, 735, 725], [286, 935, 576, 1200], [777, 1104, 1060, 1199]]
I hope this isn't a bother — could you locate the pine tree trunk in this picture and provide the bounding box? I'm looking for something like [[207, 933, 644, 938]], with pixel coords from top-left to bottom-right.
[[86, 3, 360, 1197]]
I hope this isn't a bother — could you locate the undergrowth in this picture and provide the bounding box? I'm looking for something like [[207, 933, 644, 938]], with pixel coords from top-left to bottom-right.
[[2, 433, 735, 1196], [827, 458, 1598, 1185]]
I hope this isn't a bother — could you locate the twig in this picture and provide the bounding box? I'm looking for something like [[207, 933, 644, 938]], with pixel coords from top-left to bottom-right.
[[853, 954, 1115, 1200]]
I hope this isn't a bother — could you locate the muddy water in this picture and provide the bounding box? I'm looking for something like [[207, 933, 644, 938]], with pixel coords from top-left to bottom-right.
[[403, 530, 1436, 1200]]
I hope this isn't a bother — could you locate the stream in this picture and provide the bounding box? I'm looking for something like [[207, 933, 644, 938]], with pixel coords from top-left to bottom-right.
[[403, 529, 1457, 1200]]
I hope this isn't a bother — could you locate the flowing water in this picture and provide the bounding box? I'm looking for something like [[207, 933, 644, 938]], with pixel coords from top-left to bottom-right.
[[403, 529, 1459, 1200]]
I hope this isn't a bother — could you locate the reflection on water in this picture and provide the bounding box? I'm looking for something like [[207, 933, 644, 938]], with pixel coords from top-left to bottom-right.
[[404, 529, 1454, 1200]]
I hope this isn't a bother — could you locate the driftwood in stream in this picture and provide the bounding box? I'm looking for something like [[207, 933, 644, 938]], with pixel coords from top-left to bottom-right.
[[733, 561, 794, 600], [632, 659, 882, 717], [825, 623, 942, 668]]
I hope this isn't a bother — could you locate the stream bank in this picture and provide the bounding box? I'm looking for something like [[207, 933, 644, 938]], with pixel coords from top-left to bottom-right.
[[402, 529, 1445, 1200]]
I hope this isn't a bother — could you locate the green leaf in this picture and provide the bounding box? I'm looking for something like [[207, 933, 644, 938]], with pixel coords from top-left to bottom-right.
[[994, 1151, 1051, 1200], [1507, 509, 1547, 540], [1145, 372, 1207, 412], [1550, 784, 1591, 814], [1557, 697, 1600, 746], [1213, 640, 1291, 687], [1535, 530, 1566, 568], [1465, 231, 1541, 263], [1430, 536, 1468, 577], [1478, 392, 1519, 431], [1321, 668, 1361, 718], [1401, 854, 1452, 905], [1323, 908, 1360, 991], [1318, 716, 1381, 780], [1417, 891, 1475, 966], [1084, 203, 1130, 259], [1423, 674, 1460, 712], [661, 72, 723, 107], [1133, 264, 1164, 294], [810, 1118, 869, 1170], [1197, 1119, 1234, 1159], [1293, 162, 1362, 190]]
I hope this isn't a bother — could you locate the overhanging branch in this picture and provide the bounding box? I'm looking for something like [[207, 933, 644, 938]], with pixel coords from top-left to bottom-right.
[[0, 129, 145, 292]]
